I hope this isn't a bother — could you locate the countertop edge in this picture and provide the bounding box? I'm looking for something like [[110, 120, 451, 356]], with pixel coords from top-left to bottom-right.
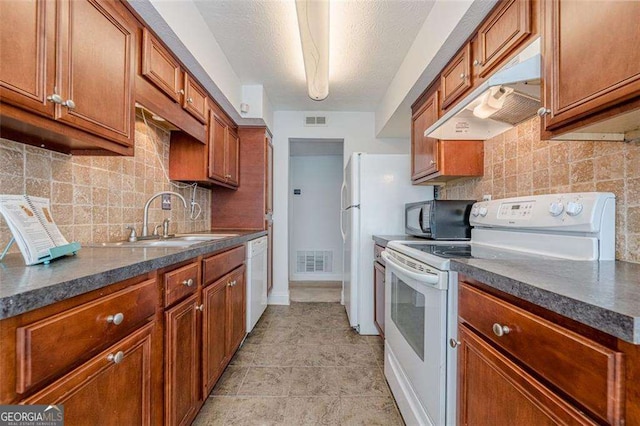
[[0, 231, 266, 320], [451, 260, 639, 344]]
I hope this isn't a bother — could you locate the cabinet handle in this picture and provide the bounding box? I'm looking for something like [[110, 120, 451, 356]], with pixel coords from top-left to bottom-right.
[[187, 97, 194, 104], [182, 278, 194, 287], [228, 280, 237, 287], [449, 338, 461, 348], [178, 89, 185, 95], [47, 94, 63, 104], [430, 160, 435, 165], [107, 351, 124, 364], [537, 107, 551, 117], [195, 304, 204, 312], [492, 323, 511, 337], [63, 99, 76, 109], [473, 59, 481, 66], [460, 73, 466, 79], [106, 313, 124, 325]]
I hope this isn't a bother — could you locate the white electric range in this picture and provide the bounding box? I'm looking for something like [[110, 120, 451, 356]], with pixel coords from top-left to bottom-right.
[[382, 192, 616, 426]]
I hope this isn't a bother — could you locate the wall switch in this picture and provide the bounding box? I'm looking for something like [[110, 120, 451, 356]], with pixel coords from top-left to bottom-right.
[[162, 194, 172, 210], [482, 194, 492, 201]]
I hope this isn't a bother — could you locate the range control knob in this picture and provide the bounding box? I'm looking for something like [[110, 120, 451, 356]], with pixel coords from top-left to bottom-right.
[[471, 207, 480, 217], [549, 202, 564, 217], [479, 207, 488, 217], [566, 201, 583, 216]]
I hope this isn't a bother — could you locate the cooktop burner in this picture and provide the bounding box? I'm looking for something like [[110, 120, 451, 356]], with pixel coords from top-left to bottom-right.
[[402, 243, 473, 259]]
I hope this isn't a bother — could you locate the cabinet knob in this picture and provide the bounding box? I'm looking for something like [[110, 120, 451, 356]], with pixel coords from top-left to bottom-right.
[[178, 89, 185, 95], [107, 351, 124, 364], [430, 160, 435, 165], [460, 73, 466, 79], [492, 323, 511, 337], [449, 338, 461, 348], [195, 304, 204, 312], [106, 313, 124, 325], [63, 99, 76, 109], [187, 97, 194, 104], [47, 94, 63, 104], [182, 278, 194, 287], [537, 107, 551, 117], [473, 59, 481, 66]]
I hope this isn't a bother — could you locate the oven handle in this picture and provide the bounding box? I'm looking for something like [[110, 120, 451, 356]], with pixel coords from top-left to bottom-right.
[[381, 251, 440, 284]]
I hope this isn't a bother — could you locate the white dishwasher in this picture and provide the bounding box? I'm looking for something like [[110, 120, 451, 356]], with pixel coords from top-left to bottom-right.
[[246, 236, 268, 332]]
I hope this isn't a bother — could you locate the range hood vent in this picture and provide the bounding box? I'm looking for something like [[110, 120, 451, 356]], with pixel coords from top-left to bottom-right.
[[426, 39, 542, 141]]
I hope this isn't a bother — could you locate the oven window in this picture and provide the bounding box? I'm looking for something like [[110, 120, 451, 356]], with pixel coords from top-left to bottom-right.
[[391, 275, 425, 361]]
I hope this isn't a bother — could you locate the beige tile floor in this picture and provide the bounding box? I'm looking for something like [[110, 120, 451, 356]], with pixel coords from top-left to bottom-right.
[[289, 282, 342, 303], [193, 302, 403, 426]]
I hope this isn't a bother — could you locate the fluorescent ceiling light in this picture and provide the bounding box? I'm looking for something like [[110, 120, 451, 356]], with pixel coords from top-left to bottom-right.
[[295, 0, 330, 101]]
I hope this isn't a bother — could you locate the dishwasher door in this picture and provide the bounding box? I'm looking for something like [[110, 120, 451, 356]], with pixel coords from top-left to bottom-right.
[[246, 236, 268, 332]]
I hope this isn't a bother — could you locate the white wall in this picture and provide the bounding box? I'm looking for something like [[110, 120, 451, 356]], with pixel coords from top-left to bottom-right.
[[289, 155, 343, 281], [269, 110, 410, 304]]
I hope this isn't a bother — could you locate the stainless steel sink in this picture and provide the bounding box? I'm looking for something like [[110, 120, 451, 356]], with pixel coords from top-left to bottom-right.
[[90, 233, 239, 248]]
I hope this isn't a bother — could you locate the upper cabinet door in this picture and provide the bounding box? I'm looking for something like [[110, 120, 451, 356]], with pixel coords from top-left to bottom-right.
[[208, 112, 228, 183], [141, 28, 182, 103], [0, 0, 55, 117], [412, 89, 439, 180], [441, 43, 472, 109], [57, 0, 134, 147], [542, 0, 640, 130], [183, 74, 208, 123], [226, 130, 240, 187], [476, 0, 531, 78]]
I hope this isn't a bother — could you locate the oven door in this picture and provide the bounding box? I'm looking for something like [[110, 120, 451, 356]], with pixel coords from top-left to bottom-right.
[[382, 251, 448, 426]]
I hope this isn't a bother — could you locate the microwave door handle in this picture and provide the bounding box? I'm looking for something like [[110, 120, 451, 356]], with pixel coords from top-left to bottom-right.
[[418, 207, 424, 231], [381, 252, 440, 284]]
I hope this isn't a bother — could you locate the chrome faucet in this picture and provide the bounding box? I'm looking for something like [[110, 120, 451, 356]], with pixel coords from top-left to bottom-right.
[[142, 191, 188, 237]]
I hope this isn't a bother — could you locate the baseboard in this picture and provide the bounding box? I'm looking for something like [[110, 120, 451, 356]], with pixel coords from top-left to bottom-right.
[[289, 273, 342, 281], [267, 291, 290, 305]]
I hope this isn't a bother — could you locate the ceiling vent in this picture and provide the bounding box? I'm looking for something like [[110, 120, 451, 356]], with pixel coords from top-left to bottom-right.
[[304, 115, 328, 127]]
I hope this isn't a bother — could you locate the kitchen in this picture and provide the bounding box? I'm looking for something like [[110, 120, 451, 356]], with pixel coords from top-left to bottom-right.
[[0, 0, 639, 425]]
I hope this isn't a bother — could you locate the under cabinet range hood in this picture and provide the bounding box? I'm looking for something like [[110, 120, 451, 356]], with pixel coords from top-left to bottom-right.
[[426, 39, 542, 141]]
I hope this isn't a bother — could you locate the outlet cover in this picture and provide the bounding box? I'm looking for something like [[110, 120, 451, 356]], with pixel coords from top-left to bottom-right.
[[162, 194, 172, 210], [482, 194, 492, 201]]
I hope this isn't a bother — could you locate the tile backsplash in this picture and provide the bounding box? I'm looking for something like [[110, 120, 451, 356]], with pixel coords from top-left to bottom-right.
[[0, 119, 211, 253], [441, 116, 639, 263]]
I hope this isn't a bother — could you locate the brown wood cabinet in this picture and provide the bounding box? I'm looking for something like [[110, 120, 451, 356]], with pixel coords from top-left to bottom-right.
[[0, 0, 135, 155], [457, 279, 625, 425], [457, 325, 595, 426], [373, 253, 385, 338], [411, 88, 439, 180], [227, 266, 246, 355], [202, 274, 228, 397], [541, 0, 640, 133], [23, 322, 156, 425], [475, 0, 532, 78], [183, 74, 208, 124], [141, 27, 182, 103], [267, 220, 273, 293], [411, 86, 484, 184], [165, 294, 200, 426], [441, 43, 472, 109], [207, 110, 239, 188]]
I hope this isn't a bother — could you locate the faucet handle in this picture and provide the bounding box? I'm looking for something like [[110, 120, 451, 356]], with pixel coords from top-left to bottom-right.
[[153, 224, 162, 236], [125, 225, 138, 242], [162, 218, 171, 238]]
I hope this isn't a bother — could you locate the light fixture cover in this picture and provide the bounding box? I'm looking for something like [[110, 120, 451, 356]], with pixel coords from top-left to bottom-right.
[[295, 0, 330, 101]]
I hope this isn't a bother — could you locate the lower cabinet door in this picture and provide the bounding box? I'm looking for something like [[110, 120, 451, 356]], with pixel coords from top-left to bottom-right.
[[23, 322, 155, 425], [165, 294, 200, 426], [202, 277, 228, 397], [227, 266, 246, 356], [457, 325, 596, 426]]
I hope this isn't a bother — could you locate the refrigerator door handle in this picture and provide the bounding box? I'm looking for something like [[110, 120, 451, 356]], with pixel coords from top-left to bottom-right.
[[345, 204, 360, 210], [340, 180, 347, 210], [340, 210, 346, 241]]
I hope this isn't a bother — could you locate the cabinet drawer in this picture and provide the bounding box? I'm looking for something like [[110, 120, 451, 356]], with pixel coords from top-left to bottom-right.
[[16, 278, 157, 394], [202, 245, 245, 286], [164, 261, 199, 307], [459, 283, 624, 424]]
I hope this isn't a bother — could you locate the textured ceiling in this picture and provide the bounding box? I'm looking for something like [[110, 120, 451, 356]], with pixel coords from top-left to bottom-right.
[[194, 0, 435, 112]]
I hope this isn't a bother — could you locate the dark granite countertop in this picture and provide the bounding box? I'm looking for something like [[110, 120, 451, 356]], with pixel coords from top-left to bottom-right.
[[451, 259, 640, 344], [0, 230, 266, 320]]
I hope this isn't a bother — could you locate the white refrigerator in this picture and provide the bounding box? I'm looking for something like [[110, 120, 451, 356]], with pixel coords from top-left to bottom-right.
[[340, 153, 433, 335]]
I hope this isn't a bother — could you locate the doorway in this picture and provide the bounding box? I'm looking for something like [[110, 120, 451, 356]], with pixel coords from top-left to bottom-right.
[[288, 138, 344, 302]]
